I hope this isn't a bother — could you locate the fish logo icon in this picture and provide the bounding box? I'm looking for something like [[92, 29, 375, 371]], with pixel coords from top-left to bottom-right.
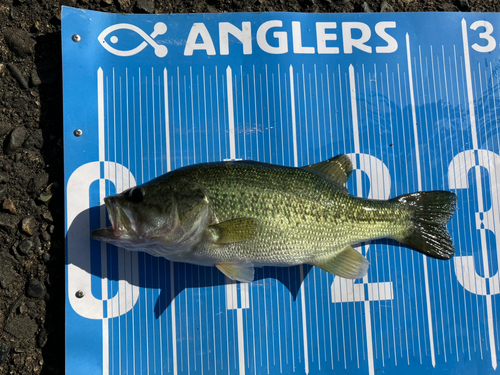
[[97, 22, 168, 57]]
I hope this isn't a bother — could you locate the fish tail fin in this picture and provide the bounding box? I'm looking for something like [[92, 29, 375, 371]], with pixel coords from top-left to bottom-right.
[[390, 191, 457, 260]]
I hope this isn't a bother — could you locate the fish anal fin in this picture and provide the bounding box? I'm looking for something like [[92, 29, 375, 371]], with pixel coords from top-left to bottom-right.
[[314, 245, 369, 279], [302, 154, 353, 187], [215, 262, 255, 283], [209, 218, 259, 244]]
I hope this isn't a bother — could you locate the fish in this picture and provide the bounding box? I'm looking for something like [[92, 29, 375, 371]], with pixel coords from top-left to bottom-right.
[[92, 155, 457, 283]]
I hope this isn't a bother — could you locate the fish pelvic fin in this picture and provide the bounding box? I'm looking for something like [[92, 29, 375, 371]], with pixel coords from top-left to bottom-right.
[[302, 154, 353, 188], [314, 245, 369, 279], [215, 262, 255, 283], [390, 191, 457, 260]]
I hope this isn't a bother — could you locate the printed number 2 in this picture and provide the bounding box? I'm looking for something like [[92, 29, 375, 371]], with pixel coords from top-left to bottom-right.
[[331, 154, 394, 303], [471, 20, 496, 53]]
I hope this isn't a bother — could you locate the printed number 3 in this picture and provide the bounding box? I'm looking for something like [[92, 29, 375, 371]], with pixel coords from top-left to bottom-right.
[[471, 20, 496, 53]]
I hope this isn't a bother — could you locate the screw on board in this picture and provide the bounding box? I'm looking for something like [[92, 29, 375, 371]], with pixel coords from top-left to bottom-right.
[[75, 290, 85, 298], [74, 129, 83, 137], [72, 34, 81, 42]]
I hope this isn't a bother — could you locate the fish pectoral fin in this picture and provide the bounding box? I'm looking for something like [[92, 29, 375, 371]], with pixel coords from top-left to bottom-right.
[[314, 245, 369, 279], [302, 154, 353, 189], [208, 218, 259, 244], [215, 262, 255, 283]]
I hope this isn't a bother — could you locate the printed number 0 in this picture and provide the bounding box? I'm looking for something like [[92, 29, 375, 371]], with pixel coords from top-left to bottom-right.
[[471, 20, 496, 53]]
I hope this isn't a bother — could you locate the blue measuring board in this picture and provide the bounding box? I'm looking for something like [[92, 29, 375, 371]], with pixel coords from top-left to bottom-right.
[[62, 7, 500, 375]]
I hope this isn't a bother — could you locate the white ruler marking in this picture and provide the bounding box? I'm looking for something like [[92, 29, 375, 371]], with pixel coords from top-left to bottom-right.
[[164, 69, 171, 172], [289, 65, 298, 167], [462, 18, 497, 370], [169, 262, 178, 375], [349, 64, 374, 375], [97, 68, 110, 375], [299, 266, 309, 374], [227, 66, 236, 160], [406, 33, 436, 367]]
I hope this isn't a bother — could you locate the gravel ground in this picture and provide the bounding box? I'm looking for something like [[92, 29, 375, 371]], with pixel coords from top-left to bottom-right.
[[0, 0, 499, 374]]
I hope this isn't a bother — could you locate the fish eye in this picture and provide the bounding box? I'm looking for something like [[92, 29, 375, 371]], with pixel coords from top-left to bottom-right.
[[127, 187, 145, 203]]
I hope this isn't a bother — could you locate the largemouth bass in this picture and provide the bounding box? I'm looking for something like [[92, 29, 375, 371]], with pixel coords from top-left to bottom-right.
[[92, 155, 457, 283]]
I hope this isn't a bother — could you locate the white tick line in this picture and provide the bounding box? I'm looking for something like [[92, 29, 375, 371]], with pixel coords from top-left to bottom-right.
[[241, 66, 247, 158], [226, 66, 236, 160], [349, 64, 374, 375], [462, 19, 497, 370], [190, 67, 196, 164], [301, 65, 309, 165], [97, 67, 110, 375], [451, 45, 471, 358], [406, 33, 436, 367], [299, 266, 309, 374], [289, 65, 298, 167], [164, 69, 171, 172]]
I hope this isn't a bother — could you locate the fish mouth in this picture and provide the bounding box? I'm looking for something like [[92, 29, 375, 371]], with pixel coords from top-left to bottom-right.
[[91, 196, 133, 240]]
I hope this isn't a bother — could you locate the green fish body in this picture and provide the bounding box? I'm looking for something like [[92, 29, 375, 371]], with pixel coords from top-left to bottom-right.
[[92, 155, 457, 283]]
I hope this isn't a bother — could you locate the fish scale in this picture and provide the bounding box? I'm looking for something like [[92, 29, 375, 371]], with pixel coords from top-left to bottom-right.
[[92, 155, 457, 283]]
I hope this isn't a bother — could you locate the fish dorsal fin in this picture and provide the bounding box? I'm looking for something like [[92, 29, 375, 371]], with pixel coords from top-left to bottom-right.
[[302, 154, 353, 187], [215, 262, 255, 283], [314, 245, 369, 279], [208, 218, 259, 244]]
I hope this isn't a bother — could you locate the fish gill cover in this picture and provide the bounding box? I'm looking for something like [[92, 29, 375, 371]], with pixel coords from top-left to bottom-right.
[[62, 8, 500, 375]]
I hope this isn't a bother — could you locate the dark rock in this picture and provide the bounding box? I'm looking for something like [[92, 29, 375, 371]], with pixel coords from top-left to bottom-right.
[[0, 253, 18, 289], [23, 129, 43, 149], [439, 3, 459, 11], [3, 28, 36, 57], [18, 239, 33, 255], [5, 126, 28, 154], [30, 69, 42, 87], [42, 252, 51, 263], [135, 0, 154, 13], [0, 212, 20, 234], [0, 342, 9, 366], [29, 199, 38, 210], [37, 328, 48, 348], [0, 123, 13, 137], [298, 0, 315, 6], [7, 64, 29, 89], [33, 235, 41, 251], [21, 217, 36, 235], [28, 172, 49, 194], [41, 230, 50, 242], [3, 198, 16, 214], [380, 1, 394, 12], [27, 278, 46, 299], [4, 315, 38, 340], [457, 0, 469, 10], [116, 0, 132, 11], [0, 186, 5, 200]]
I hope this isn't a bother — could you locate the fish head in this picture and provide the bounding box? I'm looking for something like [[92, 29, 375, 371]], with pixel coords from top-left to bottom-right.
[[92, 184, 179, 247], [92, 178, 212, 255]]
